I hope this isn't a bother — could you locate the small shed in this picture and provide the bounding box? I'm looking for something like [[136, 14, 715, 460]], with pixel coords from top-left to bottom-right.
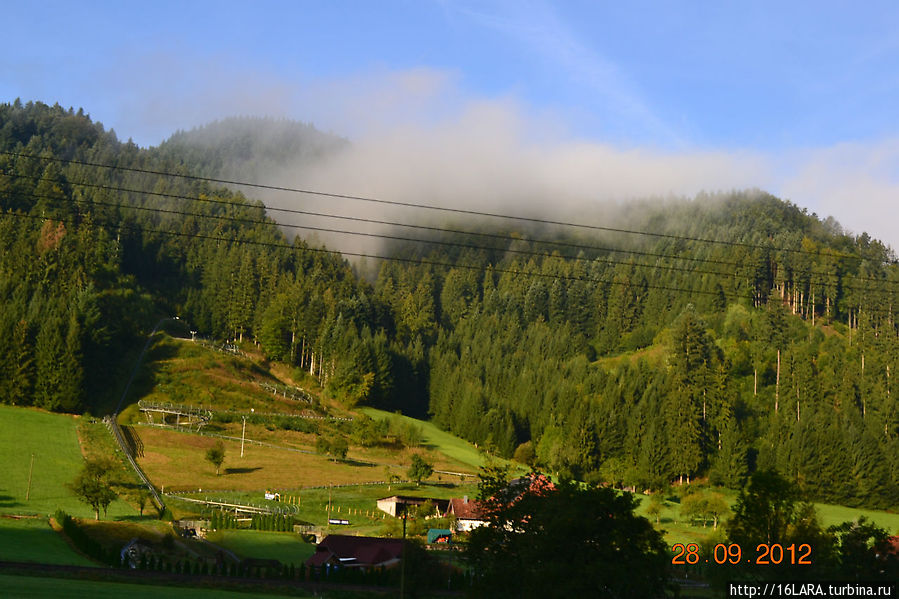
[[427, 528, 453, 545], [376, 495, 449, 517]]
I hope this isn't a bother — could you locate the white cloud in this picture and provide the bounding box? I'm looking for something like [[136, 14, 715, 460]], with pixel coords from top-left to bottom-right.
[[777, 140, 899, 251], [79, 44, 899, 253], [258, 88, 770, 257]]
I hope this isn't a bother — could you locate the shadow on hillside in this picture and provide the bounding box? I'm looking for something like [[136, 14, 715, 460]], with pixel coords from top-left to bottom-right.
[[116, 514, 159, 522], [224, 467, 262, 475], [340, 459, 376, 468], [0, 494, 21, 508], [148, 335, 184, 360], [422, 482, 459, 489], [98, 336, 185, 416]]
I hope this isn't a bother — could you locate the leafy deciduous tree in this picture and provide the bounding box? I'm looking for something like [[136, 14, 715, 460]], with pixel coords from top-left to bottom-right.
[[206, 441, 225, 475], [406, 454, 433, 486], [68, 458, 118, 520], [467, 467, 669, 598]]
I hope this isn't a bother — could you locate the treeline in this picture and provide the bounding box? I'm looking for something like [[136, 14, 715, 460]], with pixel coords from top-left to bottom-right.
[[1, 102, 897, 508]]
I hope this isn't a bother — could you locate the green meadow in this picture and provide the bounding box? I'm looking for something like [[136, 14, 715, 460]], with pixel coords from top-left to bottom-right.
[[0, 517, 93, 566], [634, 489, 899, 546], [0, 405, 134, 519], [361, 407, 523, 475], [814, 500, 899, 532], [206, 530, 316, 565], [170, 480, 478, 537]]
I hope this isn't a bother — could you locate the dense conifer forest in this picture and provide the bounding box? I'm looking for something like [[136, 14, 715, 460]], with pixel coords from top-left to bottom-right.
[[1, 101, 897, 509]]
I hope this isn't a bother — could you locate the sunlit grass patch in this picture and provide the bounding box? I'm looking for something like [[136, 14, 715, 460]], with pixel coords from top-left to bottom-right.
[[0, 405, 134, 519]]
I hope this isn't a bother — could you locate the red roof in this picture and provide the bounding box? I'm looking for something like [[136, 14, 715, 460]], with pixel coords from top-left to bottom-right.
[[306, 535, 404, 569], [446, 497, 485, 520]]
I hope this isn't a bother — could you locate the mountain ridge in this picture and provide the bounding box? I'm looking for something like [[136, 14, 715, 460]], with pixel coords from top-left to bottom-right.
[[1, 100, 896, 508]]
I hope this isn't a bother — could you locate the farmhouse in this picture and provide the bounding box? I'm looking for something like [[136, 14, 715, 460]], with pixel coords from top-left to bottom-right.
[[376, 495, 449, 517], [306, 534, 404, 570], [444, 496, 487, 532], [442, 475, 555, 533]]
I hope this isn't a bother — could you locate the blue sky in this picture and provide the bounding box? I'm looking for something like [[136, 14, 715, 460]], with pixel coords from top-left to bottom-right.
[[5, 1, 899, 248]]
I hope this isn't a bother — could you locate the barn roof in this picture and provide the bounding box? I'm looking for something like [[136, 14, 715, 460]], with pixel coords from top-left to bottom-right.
[[306, 534, 404, 569]]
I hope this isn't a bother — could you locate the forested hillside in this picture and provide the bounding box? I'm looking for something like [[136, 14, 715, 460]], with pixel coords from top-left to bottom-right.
[[1, 101, 897, 509], [0, 101, 361, 412]]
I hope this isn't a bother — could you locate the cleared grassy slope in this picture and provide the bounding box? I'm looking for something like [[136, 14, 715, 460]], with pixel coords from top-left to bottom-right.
[[122, 336, 491, 497], [360, 407, 522, 474], [206, 530, 315, 565], [0, 405, 134, 519], [136, 426, 402, 492]]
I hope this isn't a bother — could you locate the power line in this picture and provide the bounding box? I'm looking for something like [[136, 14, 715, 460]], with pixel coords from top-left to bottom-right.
[[12, 188, 748, 284], [0, 208, 753, 301], [23, 187, 899, 298], [0, 170, 747, 268], [2, 170, 895, 292], [2, 150, 885, 266], [3, 202, 896, 316]]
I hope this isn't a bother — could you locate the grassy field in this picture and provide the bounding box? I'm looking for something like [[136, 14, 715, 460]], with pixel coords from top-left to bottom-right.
[[206, 530, 316, 565], [134, 419, 484, 495], [813, 501, 899, 532], [0, 517, 94, 566], [361, 407, 523, 475], [0, 405, 134, 519], [170, 480, 477, 537], [122, 335, 310, 417], [137, 426, 406, 492], [124, 335, 484, 496]]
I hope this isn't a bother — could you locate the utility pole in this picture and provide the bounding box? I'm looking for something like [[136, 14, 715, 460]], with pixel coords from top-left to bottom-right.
[[240, 408, 254, 457], [327, 482, 332, 534], [25, 453, 35, 500], [241, 416, 246, 458]]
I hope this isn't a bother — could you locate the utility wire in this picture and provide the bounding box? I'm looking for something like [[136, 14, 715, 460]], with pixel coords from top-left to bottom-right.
[[2, 170, 747, 269], [2, 150, 886, 266], [4, 203, 896, 316], [12, 189, 748, 283], [6, 202, 899, 321], [18, 187, 899, 297], [3, 170, 896, 295], [2, 170, 895, 292], [0, 209, 754, 301]]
